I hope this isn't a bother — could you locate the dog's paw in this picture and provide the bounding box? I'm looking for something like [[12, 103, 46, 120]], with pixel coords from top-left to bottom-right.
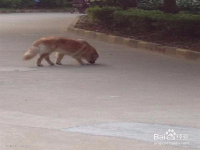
[[79, 62, 86, 65], [56, 62, 62, 65], [37, 64, 44, 67], [49, 63, 55, 66]]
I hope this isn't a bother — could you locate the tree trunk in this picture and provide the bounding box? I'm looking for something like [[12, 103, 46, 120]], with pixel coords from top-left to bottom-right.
[[163, 0, 179, 14]]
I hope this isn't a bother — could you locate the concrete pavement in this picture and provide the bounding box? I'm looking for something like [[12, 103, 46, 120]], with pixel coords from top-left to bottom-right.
[[0, 13, 200, 150]]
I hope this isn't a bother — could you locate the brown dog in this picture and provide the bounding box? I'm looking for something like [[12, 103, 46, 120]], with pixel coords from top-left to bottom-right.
[[23, 37, 99, 66]]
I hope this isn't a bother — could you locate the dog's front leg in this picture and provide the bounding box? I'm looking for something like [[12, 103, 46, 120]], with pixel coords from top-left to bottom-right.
[[74, 57, 85, 65], [56, 53, 65, 65]]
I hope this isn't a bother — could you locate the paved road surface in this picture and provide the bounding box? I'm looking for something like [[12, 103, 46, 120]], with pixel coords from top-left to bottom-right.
[[0, 13, 200, 150]]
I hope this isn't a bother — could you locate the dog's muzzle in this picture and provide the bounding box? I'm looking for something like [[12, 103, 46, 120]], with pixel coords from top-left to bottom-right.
[[89, 61, 95, 64]]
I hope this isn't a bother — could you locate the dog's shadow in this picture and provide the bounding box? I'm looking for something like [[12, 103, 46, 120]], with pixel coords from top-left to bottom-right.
[[30, 63, 108, 70]]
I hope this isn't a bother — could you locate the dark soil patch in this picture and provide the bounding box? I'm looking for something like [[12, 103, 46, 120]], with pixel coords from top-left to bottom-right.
[[75, 15, 200, 52]]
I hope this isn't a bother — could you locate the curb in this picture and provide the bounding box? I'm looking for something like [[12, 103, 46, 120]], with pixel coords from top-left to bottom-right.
[[67, 16, 200, 62], [0, 9, 70, 14]]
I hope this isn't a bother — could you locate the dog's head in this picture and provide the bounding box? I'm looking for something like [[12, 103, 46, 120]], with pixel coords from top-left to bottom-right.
[[85, 45, 99, 64], [79, 40, 99, 64], [88, 52, 99, 64]]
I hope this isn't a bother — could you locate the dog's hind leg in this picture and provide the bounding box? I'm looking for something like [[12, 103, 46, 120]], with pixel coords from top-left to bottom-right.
[[45, 55, 54, 66], [37, 53, 49, 67], [56, 53, 65, 65]]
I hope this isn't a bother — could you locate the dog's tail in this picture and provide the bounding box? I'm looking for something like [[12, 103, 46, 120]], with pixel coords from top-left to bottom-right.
[[23, 46, 39, 60]]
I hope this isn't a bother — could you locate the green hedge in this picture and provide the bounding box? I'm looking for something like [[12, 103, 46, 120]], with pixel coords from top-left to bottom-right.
[[0, 0, 72, 8], [87, 6, 121, 23], [87, 6, 200, 37]]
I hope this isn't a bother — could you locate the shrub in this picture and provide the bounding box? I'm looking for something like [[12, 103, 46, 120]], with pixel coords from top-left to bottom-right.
[[86, 6, 120, 23], [134, 0, 200, 13], [103, 0, 137, 8], [39, 0, 72, 8], [39, 0, 57, 8], [114, 9, 168, 32], [177, 0, 200, 12], [165, 12, 200, 36], [0, 0, 72, 8], [138, 0, 164, 10], [0, 0, 21, 8], [19, 0, 34, 8], [87, 6, 200, 37]]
